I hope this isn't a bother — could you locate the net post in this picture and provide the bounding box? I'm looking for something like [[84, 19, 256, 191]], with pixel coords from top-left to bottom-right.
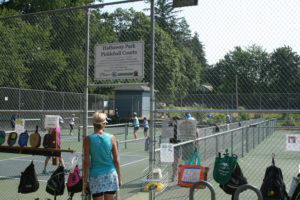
[[78, 126, 80, 142], [125, 123, 128, 149]]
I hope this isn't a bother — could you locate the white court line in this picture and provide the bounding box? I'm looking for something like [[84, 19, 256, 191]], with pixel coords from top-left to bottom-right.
[[120, 154, 148, 157], [6, 158, 45, 163], [121, 157, 148, 167], [0, 157, 148, 181], [0, 155, 149, 167], [0, 155, 32, 162], [0, 176, 47, 183]]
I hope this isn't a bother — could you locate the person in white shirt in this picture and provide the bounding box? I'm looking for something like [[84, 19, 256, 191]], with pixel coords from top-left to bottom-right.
[[226, 113, 231, 124], [69, 114, 75, 135], [182, 113, 199, 165]]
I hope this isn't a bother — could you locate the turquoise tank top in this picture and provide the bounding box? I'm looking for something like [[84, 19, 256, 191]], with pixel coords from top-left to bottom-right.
[[89, 133, 116, 177], [134, 117, 139, 128]]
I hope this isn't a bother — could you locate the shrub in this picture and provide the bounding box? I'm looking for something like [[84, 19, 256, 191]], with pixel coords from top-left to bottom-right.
[[254, 113, 262, 119], [238, 106, 250, 120], [282, 114, 296, 126], [191, 103, 207, 121], [265, 113, 281, 120], [166, 104, 183, 120], [214, 113, 226, 122]]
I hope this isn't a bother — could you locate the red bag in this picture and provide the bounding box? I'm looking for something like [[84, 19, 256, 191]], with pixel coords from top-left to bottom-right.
[[178, 148, 209, 189]]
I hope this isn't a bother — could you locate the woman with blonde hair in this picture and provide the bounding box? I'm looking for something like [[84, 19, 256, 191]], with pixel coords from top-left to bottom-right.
[[83, 112, 122, 200]]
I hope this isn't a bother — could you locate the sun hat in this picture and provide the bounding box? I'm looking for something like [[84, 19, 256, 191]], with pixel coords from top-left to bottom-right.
[[186, 113, 192, 119], [93, 112, 108, 125]]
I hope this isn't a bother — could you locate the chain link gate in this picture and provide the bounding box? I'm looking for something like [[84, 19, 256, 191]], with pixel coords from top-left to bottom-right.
[[151, 0, 299, 199], [1, 0, 299, 200], [0, 1, 154, 199]]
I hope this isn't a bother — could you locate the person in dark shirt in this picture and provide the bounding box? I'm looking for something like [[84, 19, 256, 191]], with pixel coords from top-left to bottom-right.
[[170, 116, 181, 181], [11, 113, 17, 130], [115, 108, 120, 124]]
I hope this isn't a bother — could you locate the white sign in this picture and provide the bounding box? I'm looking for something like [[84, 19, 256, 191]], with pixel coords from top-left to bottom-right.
[[162, 120, 174, 138], [286, 134, 300, 151], [103, 101, 108, 108], [15, 118, 25, 134], [177, 119, 197, 140], [4, 96, 8, 101], [181, 167, 201, 183], [160, 143, 174, 163], [45, 115, 60, 128], [94, 41, 144, 80]]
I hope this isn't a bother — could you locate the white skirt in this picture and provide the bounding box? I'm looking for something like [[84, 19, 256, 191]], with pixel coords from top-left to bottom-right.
[[89, 171, 119, 194]]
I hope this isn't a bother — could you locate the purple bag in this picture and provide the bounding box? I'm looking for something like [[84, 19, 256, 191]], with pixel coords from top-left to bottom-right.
[[67, 165, 82, 195]]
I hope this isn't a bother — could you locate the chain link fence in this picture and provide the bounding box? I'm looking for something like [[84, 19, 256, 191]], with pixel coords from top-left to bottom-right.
[[0, 87, 112, 130], [0, 0, 299, 200], [153, 118, 276, 200]]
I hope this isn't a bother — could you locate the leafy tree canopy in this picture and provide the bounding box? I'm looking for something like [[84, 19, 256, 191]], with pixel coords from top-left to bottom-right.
[[0, 0, 95, 14]]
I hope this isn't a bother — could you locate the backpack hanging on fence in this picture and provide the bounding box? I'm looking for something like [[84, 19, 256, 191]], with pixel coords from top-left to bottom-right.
[[289, 173, 300, 200], [46, 165, 65, 196], [18, 130, 29, 147], [18, 161, 39, 193], [213, 150, 247, 199], [30, 126, 41, 148], [66, 165, 83, 200], [43, 128, 55, 148], [0, 130, 6, 145], [219, 162, 247, 196], [7, 132, 18, 146], [260, 153, 288, 200]]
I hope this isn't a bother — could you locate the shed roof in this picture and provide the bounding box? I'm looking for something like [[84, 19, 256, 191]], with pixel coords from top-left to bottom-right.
[[114, 86, 150, 92]]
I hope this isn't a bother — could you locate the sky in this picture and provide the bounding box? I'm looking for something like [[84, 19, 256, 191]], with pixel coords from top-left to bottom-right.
[[101, 0, 299, 65]]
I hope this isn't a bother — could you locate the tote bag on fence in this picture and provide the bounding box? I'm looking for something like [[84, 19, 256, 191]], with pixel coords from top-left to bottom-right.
[[178, 148, 209, 189], [213, 150, 237, 185]]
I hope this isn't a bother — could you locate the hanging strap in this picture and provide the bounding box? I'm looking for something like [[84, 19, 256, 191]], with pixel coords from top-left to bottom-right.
[[189, 148, 201, 166]]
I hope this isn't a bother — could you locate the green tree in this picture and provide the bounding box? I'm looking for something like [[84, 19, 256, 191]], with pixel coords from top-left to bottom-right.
[[152, 0, 179, 36], [269, 46, 300, 93], [0, 0, 97, 93], [49, 10, 86, 92], [0, 19, 29, 88], [184, 33, 208, 68], [211, 45, 270, 94], [0, 0, 95, 14]]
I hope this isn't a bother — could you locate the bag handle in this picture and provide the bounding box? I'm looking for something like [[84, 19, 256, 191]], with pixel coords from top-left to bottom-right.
[[189, 148, 201, 166]]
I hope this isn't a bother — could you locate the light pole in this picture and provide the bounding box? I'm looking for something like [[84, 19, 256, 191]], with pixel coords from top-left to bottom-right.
[[236, 75, 238, 109]]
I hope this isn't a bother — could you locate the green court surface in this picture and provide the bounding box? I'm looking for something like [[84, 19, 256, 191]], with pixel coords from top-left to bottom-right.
[[186, 129, 300, 200], [0, 126, 150, 200], [2, 127, 298, 200]]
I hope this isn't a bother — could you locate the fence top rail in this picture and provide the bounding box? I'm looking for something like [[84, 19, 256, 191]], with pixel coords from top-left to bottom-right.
[[155, 119, 274, 152], [0, 86, 84, 95], [0, 110, 84, 114], [118, 136, 150, 144], [156, 109, 300, 113], [79, 123, 128, 128]]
